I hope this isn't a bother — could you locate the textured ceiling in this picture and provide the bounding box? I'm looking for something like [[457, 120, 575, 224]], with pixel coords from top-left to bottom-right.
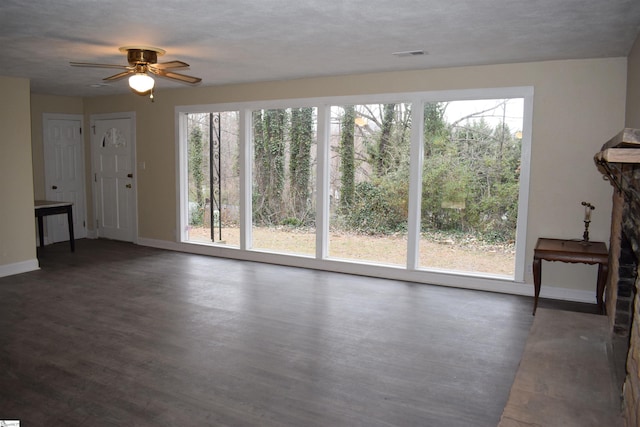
[[1, 0, 639, 97]]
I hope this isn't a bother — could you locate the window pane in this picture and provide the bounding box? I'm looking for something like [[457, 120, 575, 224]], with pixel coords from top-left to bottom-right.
[[420, 99, 523, 276], [186, 111, 240, 246], [251, 107, 317, 255], [329, 103, 411, 265]]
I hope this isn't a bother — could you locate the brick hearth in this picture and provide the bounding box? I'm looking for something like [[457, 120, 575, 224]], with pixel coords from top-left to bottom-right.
[[596, 128, 640, 426]]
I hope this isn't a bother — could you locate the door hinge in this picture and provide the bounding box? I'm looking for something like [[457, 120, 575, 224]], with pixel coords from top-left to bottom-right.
[[80, 127, 82, 135], [83, 220, 86, 227], [94, 173, 97, 182], [92, 125, 96, 135], [96, 219, 99, 227]]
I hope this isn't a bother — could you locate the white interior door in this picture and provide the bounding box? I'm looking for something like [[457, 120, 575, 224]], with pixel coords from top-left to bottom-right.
[[92, 114, 136, 242], [43, 114, 87, 244]]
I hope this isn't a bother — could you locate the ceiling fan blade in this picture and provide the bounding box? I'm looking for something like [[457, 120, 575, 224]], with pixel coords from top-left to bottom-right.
[[70, 62, 131, 70], [152, 69, 202, 84], [150, 60, 190, 70], [103, 70, 134, 81]]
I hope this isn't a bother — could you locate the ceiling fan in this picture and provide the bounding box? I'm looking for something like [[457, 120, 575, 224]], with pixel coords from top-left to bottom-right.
[[70, 46, 202, 97]]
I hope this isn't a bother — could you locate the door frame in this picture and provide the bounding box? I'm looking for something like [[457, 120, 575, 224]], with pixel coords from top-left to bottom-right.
[[90, 112, 138, 243], [42, 113, 87, 244]]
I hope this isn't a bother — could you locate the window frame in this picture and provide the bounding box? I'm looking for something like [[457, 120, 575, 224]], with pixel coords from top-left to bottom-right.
[[176, 86, 534, 291]]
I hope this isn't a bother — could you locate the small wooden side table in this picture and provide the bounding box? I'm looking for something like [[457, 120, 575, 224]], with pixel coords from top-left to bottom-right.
[[34, 200, 75, 252], [532, 238, 608, 315]]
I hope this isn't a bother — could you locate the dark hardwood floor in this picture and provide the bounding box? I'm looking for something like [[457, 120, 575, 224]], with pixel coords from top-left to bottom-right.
[[0, 239, 538, 426]]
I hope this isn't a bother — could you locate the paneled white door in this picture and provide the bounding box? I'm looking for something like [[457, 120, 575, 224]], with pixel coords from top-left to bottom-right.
[[92, 114, 136, 242], [43, 114, 87, 244]]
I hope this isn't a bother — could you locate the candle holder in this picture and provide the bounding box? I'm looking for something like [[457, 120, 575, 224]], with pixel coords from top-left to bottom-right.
[[582, 219, 591, 242], [581, 201, 595, 243]]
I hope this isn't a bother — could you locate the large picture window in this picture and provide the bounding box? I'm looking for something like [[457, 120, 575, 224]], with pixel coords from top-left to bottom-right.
[[183, 110, 240, 246], [177, 87, 532, 291], [328, 103, 411, 266], [419, 99, 524, 276], [251, 107, 317, 256]]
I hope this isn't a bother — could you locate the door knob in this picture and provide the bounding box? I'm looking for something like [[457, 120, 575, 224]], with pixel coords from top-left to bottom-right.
[[127, 173, 133, 178], [52, 185, 58, 189], [126, 184, 132, 188]]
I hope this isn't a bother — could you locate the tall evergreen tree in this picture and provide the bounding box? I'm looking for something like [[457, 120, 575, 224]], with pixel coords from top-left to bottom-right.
[[339, 106, 356, 212], [423, 102, 448, 157], [253, 109, 287, 224], [188, 125, 205, 225], [375, 103, 396, 176], [252, 110, 266, 221], [289, 107, 313, 221]]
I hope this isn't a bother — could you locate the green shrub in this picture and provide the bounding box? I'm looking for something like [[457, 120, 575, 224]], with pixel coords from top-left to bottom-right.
[[345, 181, 407, 234]]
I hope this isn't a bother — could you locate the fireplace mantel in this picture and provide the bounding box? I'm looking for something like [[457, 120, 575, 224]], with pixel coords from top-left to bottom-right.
[[595, 128, 640, 162], [595, 128, 640, 195]]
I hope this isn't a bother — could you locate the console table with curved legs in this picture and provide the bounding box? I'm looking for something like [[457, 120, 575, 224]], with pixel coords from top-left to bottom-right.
[[532, 238, 608, 315]]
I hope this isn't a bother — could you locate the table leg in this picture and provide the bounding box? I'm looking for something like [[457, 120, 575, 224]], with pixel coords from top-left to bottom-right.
[[37, 216, 44, 249], [66, 206, 75, 252], [67, 206, 76, 252], [596, 262, 608, 315], [532, 257, 541, 315]]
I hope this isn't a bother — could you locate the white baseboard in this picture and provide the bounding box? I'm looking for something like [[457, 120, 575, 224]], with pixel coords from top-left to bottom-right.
[[135, 238, 597, 304], [137, 237, 180, 251], [538, 286, 597, 304], [0, 259, 40, 278]]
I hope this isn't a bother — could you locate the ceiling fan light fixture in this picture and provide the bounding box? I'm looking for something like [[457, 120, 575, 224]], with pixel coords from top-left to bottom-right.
[[71, 46, 201, 96], [129, 73, 154, 93]]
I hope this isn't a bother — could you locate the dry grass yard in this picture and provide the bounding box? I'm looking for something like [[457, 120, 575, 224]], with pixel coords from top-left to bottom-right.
[[187, 226, 515, 276]]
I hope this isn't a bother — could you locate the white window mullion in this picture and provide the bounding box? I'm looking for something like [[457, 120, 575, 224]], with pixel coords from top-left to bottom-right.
[[407, 100, 424, 270], [513, 88, 534, 282], [316, 105, 330, 259], [239, 108, 252, 250], [176, 112, 189, 242]]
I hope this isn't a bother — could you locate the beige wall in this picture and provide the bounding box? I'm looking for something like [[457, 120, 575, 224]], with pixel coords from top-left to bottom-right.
[[0, 76, 37, 272], [627, 34, 640, 127], [32, 57, 628, 293]]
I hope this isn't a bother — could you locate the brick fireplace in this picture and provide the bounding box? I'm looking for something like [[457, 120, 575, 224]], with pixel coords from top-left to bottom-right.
[[596, 128, 640, 426]]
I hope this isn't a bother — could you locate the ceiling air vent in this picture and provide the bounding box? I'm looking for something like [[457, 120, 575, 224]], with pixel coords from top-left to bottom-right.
[[392, 50, 427, 58]]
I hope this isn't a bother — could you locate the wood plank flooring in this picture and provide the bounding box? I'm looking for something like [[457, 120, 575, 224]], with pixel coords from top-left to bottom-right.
[[0, 239, 535, 426]]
